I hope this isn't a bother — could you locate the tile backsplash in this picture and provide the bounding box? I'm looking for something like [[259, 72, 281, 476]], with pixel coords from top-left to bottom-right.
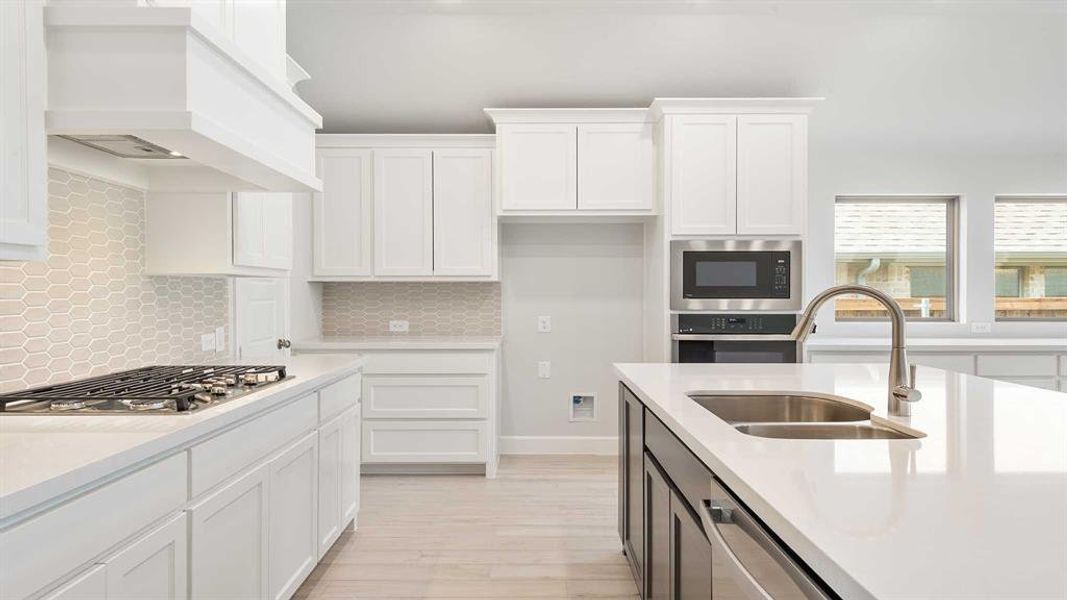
[[322, 282, 501, 337], [0, 168, 230, 393]]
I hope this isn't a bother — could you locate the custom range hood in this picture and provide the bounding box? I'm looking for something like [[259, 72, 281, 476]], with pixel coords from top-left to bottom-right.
[[45, 5, 322, 192]]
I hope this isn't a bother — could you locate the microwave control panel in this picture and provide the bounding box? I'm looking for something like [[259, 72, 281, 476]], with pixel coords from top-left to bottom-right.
[[676, 313, 798, 335], [771, 255, 790, 298]]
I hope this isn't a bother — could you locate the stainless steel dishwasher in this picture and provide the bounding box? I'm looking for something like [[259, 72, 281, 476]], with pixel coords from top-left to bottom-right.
[[699, 478, 833, 599]]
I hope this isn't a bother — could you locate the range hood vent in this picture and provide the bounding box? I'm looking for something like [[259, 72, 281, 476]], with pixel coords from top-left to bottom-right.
[[56, 135, 187, 160]]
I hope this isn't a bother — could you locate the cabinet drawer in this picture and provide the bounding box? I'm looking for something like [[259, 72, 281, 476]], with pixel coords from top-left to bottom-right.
[[319, 373, 362, 422], [0, 454, 186, 600], [362, 351, 492, 375], [190, 393, 317, 497], [977, 354, 1058, 377], [912, 354, 975, 374], [364, 375, 488, 419], [362, 420, 488, 463], [994, 377, 1059, 391], [643, 411, 712, 518]]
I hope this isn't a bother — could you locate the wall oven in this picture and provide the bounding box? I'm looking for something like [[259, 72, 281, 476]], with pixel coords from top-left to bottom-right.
[[671, 239, 801, 311], [671, 314, 799, 363]]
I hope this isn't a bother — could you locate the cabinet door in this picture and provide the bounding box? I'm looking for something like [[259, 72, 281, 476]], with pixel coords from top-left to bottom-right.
[[577, 123, 654, 211], [619, 385, 644, 584], [268, 432, 318, 600], [374, 149, 433, 276], [499, 124, 577, 211], [668, 115, 737, 236], [669, 489, 713, 600], [40, 565, 106, 600], [317, 411, 344, 557], [736, 114, 807, 235], [106, 513, 188, 600], [234, 192, 293, 270], [644, 454, 671, 600], [0, 0, 47, 261], [433, 149, 494, 276], [189, 464, 269, 600], [314, 148, 373, 277], [340, 405, 362, 527]]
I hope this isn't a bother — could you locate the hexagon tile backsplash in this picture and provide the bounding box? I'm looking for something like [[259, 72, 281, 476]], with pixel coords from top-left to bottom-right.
[[0, 168, 230, 393], [322, 282, 501, 337]]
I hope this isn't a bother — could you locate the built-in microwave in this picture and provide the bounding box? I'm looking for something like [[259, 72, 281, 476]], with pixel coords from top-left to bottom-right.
[[670, 239, 802, 311]]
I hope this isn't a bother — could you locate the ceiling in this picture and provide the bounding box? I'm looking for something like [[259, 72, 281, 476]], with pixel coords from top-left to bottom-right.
[[286, 0, 1067, 155]]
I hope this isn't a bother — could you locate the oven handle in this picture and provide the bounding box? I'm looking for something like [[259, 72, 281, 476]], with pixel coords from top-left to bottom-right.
[[699, 496, 830, 600], [671, 334, 797, 342]]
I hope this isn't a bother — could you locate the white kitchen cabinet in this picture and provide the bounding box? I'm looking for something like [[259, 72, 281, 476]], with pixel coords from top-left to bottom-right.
[[317, 404, 361, 557], [577, 123, 654, 211], [105, 513, 188, 600], [667, 115, 737, 235], [433, 149, 494, 276], [268, 432, 318, 600], [340, 406, 362, 527], [0, 0, 47, 261], [374, 149, 434, 276], [146, 191, 291, 276], [736, 114, 807, 235], [362, 419, 489, 464], [39, 566, 106, 600], [498, 124, 577, 211], [313, 148, 374, 277], [189, 464, 270, 600], [363, 375, 489, 420]]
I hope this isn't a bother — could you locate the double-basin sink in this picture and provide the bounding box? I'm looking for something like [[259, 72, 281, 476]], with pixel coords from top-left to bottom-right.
[[689, 393, 923, 440]]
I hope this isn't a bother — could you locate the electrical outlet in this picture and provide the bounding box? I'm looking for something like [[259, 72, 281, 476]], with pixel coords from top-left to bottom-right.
[[214, 326, 226, 353], [200, 333, 215, 352], [389, 320, 410, 333], [537, 315, 552, 333], [971, 322, 992, 334], [537, 361, 551, 379]]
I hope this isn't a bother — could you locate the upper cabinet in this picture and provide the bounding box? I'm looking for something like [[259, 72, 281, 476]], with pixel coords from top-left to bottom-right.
[[651, 98, 819, 236], [487, 109, 655, 215], [312, 136, 497, 282], [147, 192, 292, 277], [1, 0, 47, 261]]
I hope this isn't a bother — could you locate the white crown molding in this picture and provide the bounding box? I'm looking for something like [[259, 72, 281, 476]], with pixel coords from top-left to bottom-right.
[[484, 107, 651, 125], [316, 133, 497, 148], [649, 97, 824, 119]]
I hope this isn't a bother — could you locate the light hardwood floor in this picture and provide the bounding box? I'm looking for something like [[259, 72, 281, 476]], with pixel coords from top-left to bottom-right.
[[295, 455, 639, 599]]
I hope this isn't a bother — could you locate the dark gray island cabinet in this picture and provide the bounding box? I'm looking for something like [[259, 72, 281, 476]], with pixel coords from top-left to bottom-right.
[[617, 383, 838, 600]]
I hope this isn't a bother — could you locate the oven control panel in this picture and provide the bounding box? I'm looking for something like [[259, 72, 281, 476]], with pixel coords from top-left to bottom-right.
[[676, 313, 797, 335]]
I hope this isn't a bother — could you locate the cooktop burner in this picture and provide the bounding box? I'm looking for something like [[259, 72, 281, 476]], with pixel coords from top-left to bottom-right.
[[0, 365, 288, 414]]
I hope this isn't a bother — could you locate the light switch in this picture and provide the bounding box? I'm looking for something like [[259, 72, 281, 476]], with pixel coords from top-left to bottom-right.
[[215, 326, 226, 353], [538, 361, 551, 379], [389, 320, 410, 333], [200, 333, 215, 352]]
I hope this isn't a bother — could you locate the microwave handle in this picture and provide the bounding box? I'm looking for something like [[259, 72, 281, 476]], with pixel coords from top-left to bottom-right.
[[700, 498, 831, 600]]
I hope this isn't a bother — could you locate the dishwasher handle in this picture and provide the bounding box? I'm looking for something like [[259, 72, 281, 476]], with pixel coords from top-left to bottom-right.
[[700, 493, 831, 600]]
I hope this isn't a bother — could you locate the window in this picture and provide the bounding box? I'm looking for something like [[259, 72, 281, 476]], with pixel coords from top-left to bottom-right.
[[834, 196, 957, 321], [994, 198, 1067, 320]]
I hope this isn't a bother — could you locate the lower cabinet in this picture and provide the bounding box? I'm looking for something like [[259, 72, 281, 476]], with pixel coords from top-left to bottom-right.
[[40, 566, 106, 600], [668, 488, 713, 600], [106, 513, 188, 600], [643, 454, 670, 600], [189, 464, 270, 600], [318, 404, 362, 557], [268, 433, 319, 600], [619, 384, 645, 584]]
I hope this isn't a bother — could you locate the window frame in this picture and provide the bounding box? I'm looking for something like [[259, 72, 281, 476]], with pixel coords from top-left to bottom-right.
[[993, 195, 1067, 322], [833, 195, 960, 323]]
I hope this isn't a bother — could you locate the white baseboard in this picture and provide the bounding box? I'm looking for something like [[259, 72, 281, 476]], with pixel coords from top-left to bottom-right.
[[499, 435, 618, 455]]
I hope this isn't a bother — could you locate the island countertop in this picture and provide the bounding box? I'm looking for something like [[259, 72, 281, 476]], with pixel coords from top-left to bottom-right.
[[0, 354, 364, 522], [613, 362, 1067, 600]]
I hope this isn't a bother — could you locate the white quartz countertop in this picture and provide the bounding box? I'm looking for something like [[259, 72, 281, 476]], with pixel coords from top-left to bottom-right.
[[0, 355, 364, 522], [295, 335, 502, 351], [613, 362, 1067, 600], [805, 336, 1067, 352]]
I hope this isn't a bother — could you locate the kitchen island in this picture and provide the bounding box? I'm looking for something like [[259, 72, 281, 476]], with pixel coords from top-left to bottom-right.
[[0, 354, 364, 600], [614, 362, 1067, 599]]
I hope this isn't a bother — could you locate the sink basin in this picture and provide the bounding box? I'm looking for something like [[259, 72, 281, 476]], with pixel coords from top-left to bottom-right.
[[734, 423, 920, 440], [689, 394, 871, 424]]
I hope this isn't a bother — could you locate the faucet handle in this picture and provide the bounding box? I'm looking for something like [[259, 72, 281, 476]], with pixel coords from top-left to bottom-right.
[[894, 385, 922, 403], [909, 363, 918, 388]]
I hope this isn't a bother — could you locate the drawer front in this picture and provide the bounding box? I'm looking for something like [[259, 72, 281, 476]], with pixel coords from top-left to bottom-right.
[[807, 352, 888, 364], [362, 420, 488, 463], [0, 454, 187, 600], [977, 354, 1058, 377], [191, 393, 318, 497], [994, 377, 1060, 392], [912, 353, 975, 374], [643, 411, 713, 518], [320, 373, 362, 423], [362, 351, 492, 375], [364, 375, 488, 419]]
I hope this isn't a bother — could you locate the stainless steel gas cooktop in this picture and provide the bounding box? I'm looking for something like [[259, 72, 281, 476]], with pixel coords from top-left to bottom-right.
[[0, 365, 288, 414]]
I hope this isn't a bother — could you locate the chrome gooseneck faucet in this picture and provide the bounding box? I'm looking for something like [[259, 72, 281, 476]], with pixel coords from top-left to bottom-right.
[[791, 285, 922, 417]]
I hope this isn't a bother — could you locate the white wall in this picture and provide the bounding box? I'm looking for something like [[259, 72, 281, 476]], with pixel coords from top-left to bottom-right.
[[500, 223, 644, 452]]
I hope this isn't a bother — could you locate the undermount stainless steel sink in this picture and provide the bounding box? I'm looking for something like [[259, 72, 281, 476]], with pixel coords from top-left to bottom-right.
[[689, 394, 872, 424], [734, 423, 921, 440]]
